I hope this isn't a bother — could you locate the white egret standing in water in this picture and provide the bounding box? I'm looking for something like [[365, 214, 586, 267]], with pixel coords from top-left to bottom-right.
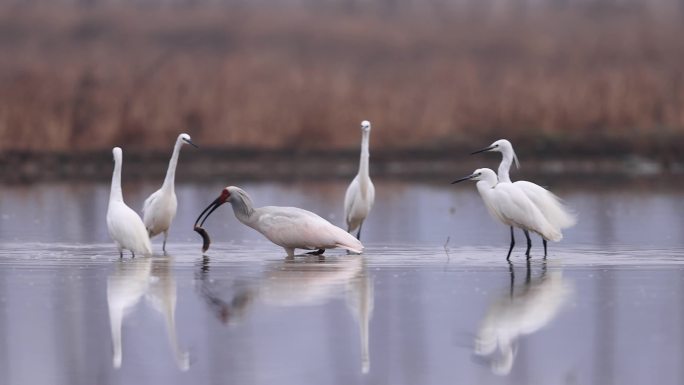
[[452, 168, 561, 259], [143, 133, 197, 254], [472, 139, 576, 255], [344, 120, 375, 241], [194, 186, 364, 257], [106, 147, 152, 258]]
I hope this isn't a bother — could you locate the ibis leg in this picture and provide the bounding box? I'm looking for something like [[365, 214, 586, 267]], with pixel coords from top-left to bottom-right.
[[163, 231, 168, 255]]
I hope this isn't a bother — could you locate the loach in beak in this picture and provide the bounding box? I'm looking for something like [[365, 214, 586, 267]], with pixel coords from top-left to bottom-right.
[[193, 196, 225, 252], [194, 226, 211, 253], [470, 145, 495, 155], [451, 174, 476, 184]]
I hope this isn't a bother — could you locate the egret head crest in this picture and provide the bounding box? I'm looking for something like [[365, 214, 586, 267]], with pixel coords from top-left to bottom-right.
[[490, 140, 519, 169]]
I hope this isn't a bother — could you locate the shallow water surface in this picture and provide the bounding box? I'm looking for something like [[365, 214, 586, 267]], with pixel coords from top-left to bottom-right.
[[1, 244, 684, 385], [1, 180, 684, 384]]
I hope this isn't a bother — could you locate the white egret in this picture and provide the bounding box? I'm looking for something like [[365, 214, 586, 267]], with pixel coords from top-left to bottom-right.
[[106, 147, 152, 258], [472, 139, 576, 256], [344, 120, 375, 240], [143, 133, 197, 254], [452, 168, 561, 259], [194, 186, 364, 257]]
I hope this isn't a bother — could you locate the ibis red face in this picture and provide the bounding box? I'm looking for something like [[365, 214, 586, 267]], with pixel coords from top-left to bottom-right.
[[193, 188, 231, 252]]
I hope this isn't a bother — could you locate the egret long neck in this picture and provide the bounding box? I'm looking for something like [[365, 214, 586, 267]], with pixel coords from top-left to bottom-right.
[[476, 179, 496, 196], [358, 132, 370, 195], [476, 179, 501, 221], [110, 156, 124, 203], [162, 138, 183, 192], [498, 152, 513, 183]]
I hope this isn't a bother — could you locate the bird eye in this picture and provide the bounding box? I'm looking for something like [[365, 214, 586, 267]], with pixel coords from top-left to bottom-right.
[[495, 144, 499, 147]]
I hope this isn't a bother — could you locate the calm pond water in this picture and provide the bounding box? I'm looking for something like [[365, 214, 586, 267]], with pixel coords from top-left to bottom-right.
[[1, 179, 684, 385]]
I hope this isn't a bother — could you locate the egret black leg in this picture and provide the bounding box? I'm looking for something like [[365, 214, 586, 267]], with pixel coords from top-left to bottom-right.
[[506, 226, 515, 261], [131, 251, 136, 258], [306, 249, 325, 255], [525, 258, 531, 285], [119, 251, 123, 259], [543, 239, 548, 258], [524, 230, 532, 258], [356, 222, 363, 240], [508, 260, 515, 298]]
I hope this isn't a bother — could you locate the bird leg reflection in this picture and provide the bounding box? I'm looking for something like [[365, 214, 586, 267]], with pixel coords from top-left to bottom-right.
[[147, 258, 190, 370], [474, 258, 573, 376], [107, 257, 189, 370], [195, 256, 254, 325], [346, 264, 374, 374]]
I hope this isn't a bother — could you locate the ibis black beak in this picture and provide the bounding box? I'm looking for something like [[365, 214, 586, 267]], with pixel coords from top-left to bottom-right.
[[194, 197, 224, 228], [194, 196, 226, 252], [470, 145, 495, 155], [184, 138, 199, 148], [451, 174, 477, 184]]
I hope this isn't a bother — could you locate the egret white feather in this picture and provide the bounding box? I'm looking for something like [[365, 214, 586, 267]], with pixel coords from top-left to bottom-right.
[[106, 147, 152, 257], [143, 133, 197, 253], [344, 120, 375, 240]]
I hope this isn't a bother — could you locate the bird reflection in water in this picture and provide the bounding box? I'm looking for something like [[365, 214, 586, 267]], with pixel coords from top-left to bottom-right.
[[474, 260, 573, 375], [107, 256, 190, 370], [195, 254, 374, 373]]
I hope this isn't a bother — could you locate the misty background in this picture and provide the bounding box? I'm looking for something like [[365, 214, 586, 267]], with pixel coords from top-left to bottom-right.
[[1, 0, 683, 182]]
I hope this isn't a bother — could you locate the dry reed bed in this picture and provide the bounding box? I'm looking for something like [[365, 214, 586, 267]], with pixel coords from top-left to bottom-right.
[[0, 4, 683, 158]]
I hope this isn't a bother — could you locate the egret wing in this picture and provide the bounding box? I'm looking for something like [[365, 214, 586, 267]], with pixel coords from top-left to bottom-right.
[[108, 202, 153, 255], [514, 181, 577, 229], [142, 189, 161, 215], [143, 189, 163, 234], [344, 176, 360, 229], [494, 184, 561, 241], [367, 179, 376, 209]]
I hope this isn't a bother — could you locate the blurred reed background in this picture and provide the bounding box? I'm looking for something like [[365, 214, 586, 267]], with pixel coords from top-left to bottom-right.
[[0, 0, 683, 181]]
